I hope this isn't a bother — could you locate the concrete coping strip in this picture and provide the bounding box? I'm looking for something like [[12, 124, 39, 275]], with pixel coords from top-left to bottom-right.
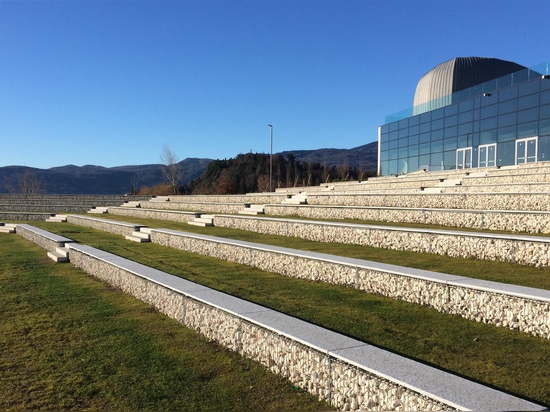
[[268, 204, 550, 216], [17, 223, 74, 245], [66, 241, 544, 411], [151, 227, 550, 303], [110, 207, 196, 216], [67, 214, 147, 230], [216, 214, 550, 243]]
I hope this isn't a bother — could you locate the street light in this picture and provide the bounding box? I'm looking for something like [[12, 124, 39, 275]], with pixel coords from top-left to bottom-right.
[[268, 124, 273, 192]]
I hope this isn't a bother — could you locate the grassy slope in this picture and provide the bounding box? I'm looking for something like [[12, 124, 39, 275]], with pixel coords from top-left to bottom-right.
[[27, 219, 550, 407], [0, 234, 331, 411]]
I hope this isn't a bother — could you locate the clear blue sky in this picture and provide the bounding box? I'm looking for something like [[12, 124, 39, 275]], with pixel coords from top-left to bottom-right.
[[2, 0, 549, 169]]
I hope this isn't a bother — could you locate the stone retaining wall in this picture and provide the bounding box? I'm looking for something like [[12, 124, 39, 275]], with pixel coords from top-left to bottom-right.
[[16, 224, 73, 253], [108, 207, 197, 223], [66, 215, 144, 237], [169, 194, 287, 204], [212, 215, 550, 268], [64, 244, 512, 411], [139, 201, 243, 214], [0, 212, 52, 221], [8, 224, 545, 410], [264, 205, 550, 234], [149, 229, 550, 339], [306, 192, 550, 211], [441, 182, 550, 193]]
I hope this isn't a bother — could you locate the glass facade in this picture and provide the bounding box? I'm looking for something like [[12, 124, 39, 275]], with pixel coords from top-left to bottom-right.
[[378, 62, 550, 176]]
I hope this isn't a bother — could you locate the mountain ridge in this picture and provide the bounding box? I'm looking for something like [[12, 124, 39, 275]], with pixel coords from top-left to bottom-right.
[[0, 142, 378, 194]]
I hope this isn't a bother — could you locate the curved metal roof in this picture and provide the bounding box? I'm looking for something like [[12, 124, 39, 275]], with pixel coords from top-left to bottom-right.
[[413, 57, 527, 109]]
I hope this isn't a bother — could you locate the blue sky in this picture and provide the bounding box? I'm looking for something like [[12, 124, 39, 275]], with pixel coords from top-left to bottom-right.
[[2, 0, 549, 169]]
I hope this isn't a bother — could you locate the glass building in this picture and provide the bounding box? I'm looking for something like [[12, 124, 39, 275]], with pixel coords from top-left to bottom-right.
[[378, 57, 550, 176]]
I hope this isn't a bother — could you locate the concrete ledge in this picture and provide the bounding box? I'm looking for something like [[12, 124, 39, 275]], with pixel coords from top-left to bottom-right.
[[66, 214, 147, 237], [108, 206, 197, 223], [305, 192, 550, 211], [212, 214, 550, 268], [149, 227, 550, 339], [16, 223, 74, 252], [64, 241, 544, 411], [263, 204, 550, 234], [61, 215, 550, 338]]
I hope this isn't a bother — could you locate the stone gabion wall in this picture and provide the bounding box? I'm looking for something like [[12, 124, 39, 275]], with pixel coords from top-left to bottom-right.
[[15, 224, 69, 253], [67, 246, 450, 411], [108, 207, 197, 223], [0, 204, 93, 213], [264, 205, 550, 234], [67, 215, 140, 237], [306, 193, 550, 211], [169, 194, 288, 204], [139, 201, 243, 214], [212, 215, 550, 268], [0, 212, 51, 221], [150, 229, 550, 339], [443, 183, 550, 193]]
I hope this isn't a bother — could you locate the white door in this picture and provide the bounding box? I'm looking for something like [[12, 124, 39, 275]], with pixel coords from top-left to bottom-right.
[[479, 143, 497, 167], [456, 147, 472, 169], [516, 137, 538, 165]]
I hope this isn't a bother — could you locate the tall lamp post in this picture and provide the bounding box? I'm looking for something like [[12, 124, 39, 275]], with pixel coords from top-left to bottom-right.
[[268, 124, 273, 192]]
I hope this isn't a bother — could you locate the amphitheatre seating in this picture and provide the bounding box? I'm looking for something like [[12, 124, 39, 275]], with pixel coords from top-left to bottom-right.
[[5, 224, 544, 411], [16, 223, 73, 262], [3, 161, 550, 410], [0, 194, 149, 214], [48, 215, 550, 339], [64, 214, 151, 243]]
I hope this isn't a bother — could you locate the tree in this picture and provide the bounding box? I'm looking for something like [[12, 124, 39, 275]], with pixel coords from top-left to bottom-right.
[[160, 145, 181, 195], [19, 171, 45, 194]]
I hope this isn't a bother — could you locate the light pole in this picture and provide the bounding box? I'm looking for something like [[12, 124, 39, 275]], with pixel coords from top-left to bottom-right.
[[268, 124, 273, 192]]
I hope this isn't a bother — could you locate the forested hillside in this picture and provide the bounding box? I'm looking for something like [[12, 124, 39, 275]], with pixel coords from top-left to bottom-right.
[[186, 151, 376, 194]]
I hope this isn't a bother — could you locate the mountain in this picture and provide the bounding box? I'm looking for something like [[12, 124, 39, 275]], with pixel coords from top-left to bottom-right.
[[0, 142, 378, 194], [0, 158, 212, 195], [279, 141, 378, 171]]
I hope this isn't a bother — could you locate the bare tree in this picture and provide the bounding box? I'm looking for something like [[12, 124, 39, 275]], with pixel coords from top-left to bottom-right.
[[19, 171, 45, 194], [160, 145, 181, 195]]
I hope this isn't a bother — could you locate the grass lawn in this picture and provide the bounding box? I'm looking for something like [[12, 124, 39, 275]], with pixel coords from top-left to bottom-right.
[[28, 219, 550, 407], [0, 234, 331, 411]]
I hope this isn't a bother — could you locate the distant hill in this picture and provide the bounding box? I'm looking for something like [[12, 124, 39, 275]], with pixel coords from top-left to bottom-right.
[[0, 142, 378, 194], [279, 141, 378, 171], [0, 158, 212, 195]]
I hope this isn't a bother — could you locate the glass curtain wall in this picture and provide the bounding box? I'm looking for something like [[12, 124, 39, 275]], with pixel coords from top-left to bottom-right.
[[378, 75, 550, 176]]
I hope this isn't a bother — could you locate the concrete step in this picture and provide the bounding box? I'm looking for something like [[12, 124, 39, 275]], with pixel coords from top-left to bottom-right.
[[125, 231, 151, 243], [0, 223, 16, 233], [88, 207, 109, 214], [465, 171, 488, 178], [121, 201, 141, 208], [421, 187, 443, 193], [188, 214, 214, 227], [47, 246, 69, 263], [238, 204, 265, 215], [150, 196, 170, 202], [283, 194, 308, 204], [46, 214, 68, 222], [437, 178, 462, 187]]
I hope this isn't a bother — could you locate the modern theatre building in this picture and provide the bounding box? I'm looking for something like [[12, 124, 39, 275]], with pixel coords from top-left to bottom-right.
[[378, 57, 550, 176]]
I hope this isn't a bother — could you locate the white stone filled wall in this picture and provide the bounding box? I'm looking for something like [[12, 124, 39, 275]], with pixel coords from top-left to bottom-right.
[[67, 247, 450, 411], [150, 229, 550, 339], [305, 193, 550, 211], [263, 205, 550, 234], [67, 215, 139, 236], [212, 215, 550, 268]]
